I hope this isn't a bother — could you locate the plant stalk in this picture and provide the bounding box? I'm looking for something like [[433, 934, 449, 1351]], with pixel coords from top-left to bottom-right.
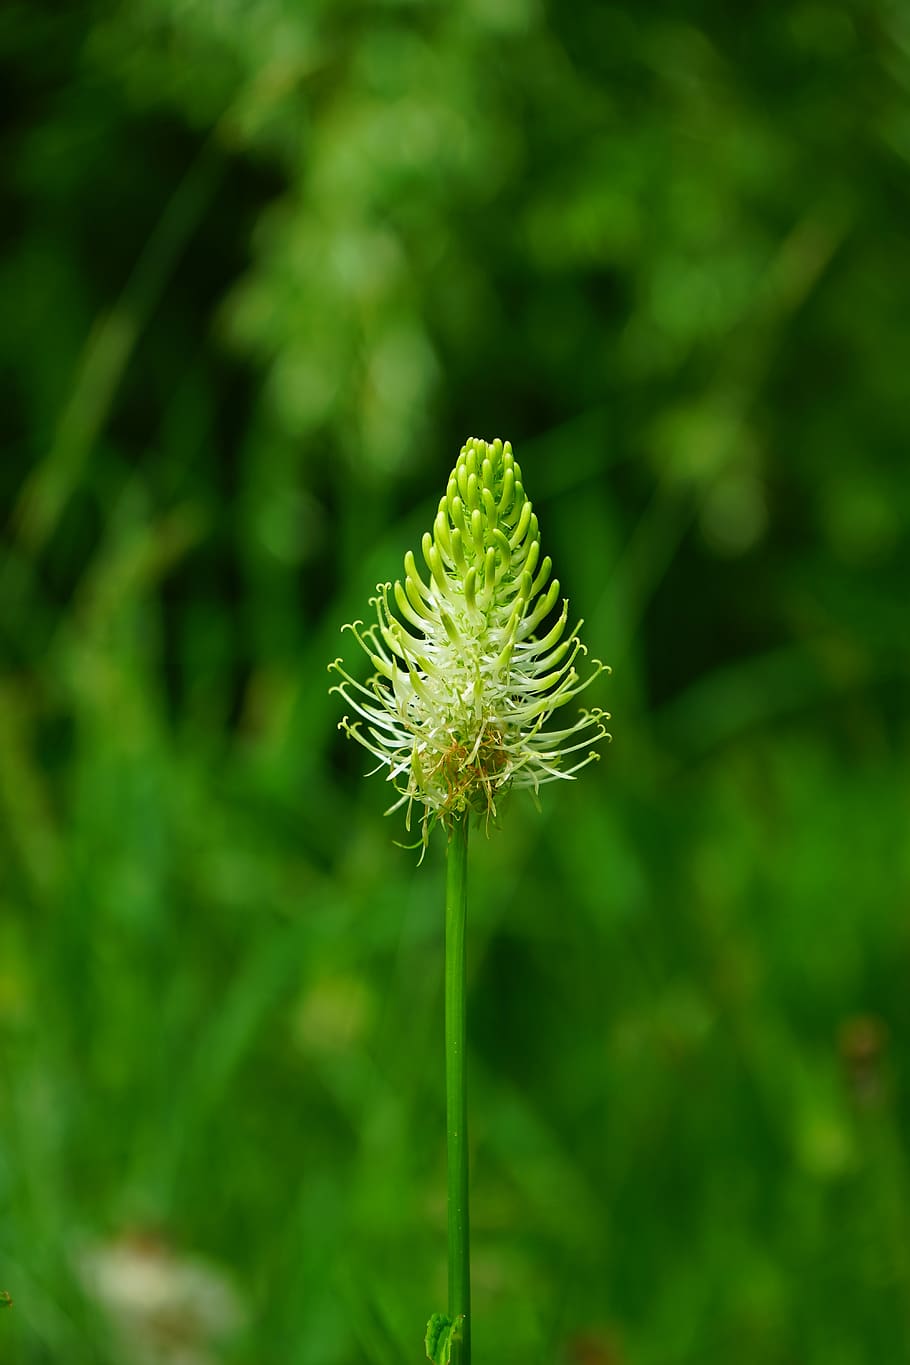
[[445, 814, 471, 1361]]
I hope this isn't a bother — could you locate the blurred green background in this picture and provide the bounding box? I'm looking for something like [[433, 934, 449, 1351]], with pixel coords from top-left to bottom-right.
[[2, 2, 909, 1363]]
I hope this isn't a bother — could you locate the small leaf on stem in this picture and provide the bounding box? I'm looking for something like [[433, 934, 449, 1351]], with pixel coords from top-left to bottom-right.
[[426, 1311, 465, 1364]]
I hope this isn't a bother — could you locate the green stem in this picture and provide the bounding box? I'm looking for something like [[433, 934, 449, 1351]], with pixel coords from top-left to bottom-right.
[[445, 815, 471, 1362]]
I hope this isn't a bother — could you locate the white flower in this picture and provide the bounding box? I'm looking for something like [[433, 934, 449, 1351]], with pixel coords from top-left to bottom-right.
[[329, 437, 610, 849]]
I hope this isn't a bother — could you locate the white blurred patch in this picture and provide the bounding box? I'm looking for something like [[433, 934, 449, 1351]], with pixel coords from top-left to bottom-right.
[[79, 1232, 245, 1365]]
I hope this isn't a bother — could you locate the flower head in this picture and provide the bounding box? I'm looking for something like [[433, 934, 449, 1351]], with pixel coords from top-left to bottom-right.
[[329, 437, 610, 848]]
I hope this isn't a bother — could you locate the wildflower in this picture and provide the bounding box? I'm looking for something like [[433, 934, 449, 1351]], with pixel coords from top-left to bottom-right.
[[329, 437, 610, 848]]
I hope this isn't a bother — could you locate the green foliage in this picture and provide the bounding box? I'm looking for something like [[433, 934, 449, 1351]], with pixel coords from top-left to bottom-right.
[[426, 1312, 464, 1365], [1, 2, 909, 1363]]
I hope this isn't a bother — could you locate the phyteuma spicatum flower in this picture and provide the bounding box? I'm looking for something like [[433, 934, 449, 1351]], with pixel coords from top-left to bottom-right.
[[329, 437, 610, 850]]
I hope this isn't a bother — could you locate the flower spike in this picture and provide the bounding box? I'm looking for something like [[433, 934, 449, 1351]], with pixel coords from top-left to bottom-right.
[[329, 437, 610, 849]]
